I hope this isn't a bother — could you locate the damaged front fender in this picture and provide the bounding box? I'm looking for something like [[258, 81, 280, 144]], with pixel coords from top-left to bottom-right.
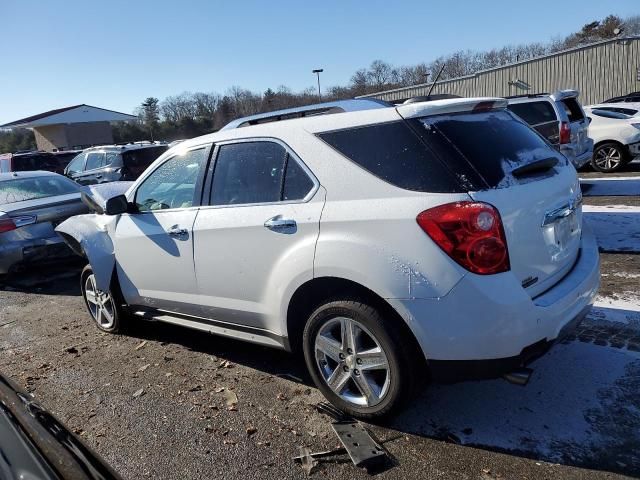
[[56, 214, 118, 291]]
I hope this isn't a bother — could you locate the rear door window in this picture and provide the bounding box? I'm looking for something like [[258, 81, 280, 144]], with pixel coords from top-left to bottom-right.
[[559, 98, 585, 122], [210, 142, 287, 205], [85, 152, 106, 171], [318, 121, 464, 193], [507, 101, 557, 126]]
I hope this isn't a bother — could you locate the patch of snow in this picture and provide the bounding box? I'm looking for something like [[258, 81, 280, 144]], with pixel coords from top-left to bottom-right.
[[580, 177, 640, 196], [393, 341, 640, 471], [583, 205, 640, 253], [587, 294, 640, 326]]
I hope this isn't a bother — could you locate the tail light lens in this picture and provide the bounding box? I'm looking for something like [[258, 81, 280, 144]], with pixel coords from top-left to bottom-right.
[[0, 218, 17, 233], [417, 202, 510, 275], [559, 122, 571, 144], [0, 215, 36, 233]]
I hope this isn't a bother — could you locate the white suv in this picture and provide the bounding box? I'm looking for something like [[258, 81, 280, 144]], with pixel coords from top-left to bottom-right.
[[57, 98, 600, 418]]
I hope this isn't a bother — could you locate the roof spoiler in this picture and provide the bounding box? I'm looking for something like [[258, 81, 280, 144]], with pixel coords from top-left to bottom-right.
[[550, 90, 579, 101], [396, 97, 507, 119]]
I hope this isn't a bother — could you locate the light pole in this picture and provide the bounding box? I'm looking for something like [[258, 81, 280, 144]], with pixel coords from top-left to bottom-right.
[[312, 68, 323, 101]]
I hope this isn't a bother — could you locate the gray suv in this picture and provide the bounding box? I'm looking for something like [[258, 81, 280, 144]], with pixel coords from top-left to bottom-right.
[[64, 142, 168, 185], [506, 91, 593, 169]]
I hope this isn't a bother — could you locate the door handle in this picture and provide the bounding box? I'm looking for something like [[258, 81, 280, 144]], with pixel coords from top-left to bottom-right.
[[264, 215, 297, 232], [95, 174, 102, 179], [167, 225, 188, 236]]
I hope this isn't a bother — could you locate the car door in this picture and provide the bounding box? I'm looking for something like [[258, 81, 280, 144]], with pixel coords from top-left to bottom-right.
[[114, 145, 210, 315], [192, 139, 324, 332], [74, 152, 105, 185]]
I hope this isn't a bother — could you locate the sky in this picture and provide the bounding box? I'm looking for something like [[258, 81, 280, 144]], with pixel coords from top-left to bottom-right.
[[0, 0, 638, 124]]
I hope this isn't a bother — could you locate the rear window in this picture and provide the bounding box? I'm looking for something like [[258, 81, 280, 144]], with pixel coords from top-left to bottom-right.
[[559, 98, 585, 122], [507, 101, 557, 126], [598, 107, 638, 116], [123, 146, 168, 168], [417, 110, 564, 188], [12, 154, 56, 172], [318, 121, 463, 193], [0, 176, 79, 205]]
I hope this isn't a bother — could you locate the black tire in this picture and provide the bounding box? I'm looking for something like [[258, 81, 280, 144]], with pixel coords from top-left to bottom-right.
[[591, 142, 629, 173], [302, 300, 416, 420], [80, 264, 125, 334]]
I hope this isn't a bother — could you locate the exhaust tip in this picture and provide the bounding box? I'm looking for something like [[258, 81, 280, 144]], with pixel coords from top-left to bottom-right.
[[503, 367, 533, 386]]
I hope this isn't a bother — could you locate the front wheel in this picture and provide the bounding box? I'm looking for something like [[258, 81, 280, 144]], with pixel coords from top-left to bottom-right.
[[80, 265, 124, 333], [591, 143, 629, 173], [302, 300, 414, 419]]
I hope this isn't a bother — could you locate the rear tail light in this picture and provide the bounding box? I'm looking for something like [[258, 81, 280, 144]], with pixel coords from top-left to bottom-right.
[[559, 121, 571, 144], [0, 218, 17, 233], [0, 215, 36, 233], [417, 202, 510, 275]]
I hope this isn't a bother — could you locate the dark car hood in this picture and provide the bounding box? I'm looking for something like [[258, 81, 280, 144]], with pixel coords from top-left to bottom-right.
[[0, 373, 121, 480]]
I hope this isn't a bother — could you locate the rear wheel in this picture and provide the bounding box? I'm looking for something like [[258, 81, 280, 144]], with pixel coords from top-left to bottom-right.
[[302, 300, 414, 419], [80, 265, 124, 333], [591, 143, 629, 173]]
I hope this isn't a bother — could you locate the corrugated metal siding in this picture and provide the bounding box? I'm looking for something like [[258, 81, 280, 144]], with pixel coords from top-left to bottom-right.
[[361, 38, 640, 105]]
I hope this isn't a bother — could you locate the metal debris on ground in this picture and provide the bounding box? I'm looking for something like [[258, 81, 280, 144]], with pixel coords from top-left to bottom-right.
[[294, 403, 390, 474], [297, 446, 319, 475], [331, 422, 387, 470]]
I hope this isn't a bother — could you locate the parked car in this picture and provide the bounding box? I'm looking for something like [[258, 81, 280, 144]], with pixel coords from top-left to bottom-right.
[[0, 150, 81, 174], [603, 91, 640, 103], [585, 102, 640, 118], [506, 91, 593, 169], [0, 171, 89, 280], [64, 142, 168, 185], [583, 107, 640, 172], [0, 372, 121, 480], [57, 98, 599, 419]]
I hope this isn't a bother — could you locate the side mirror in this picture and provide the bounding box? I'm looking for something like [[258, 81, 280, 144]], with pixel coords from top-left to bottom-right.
[[105, 195, 129, 215]]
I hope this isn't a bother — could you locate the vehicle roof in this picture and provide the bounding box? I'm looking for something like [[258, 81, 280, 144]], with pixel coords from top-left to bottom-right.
[[506, 90, 579, 104], [173, 97, 507, 153], [221, 99, 390, 130], [0, 170, 62, 181], [587, 102, 640, 110], [82, 142, 168, 153]]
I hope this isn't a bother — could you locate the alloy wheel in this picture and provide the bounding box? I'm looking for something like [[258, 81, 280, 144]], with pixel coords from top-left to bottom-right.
[[84, 274, 116, 329], [594, 146, 622, 171], [314, 317, 390, 407]]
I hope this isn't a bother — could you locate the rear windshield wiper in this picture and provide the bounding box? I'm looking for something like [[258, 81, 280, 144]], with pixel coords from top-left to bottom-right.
[[511, 157, 558, 178]]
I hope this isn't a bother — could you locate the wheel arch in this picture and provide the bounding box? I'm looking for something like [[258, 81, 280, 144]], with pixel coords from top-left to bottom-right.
[[593, 139, 631, 158], [286, 276, 427, 369]]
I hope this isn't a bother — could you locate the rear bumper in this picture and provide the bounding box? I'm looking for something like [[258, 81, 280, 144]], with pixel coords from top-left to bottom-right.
[[0, 235, 73, 275], [569, 147, 594, 169], [388, 228, 600, 376]]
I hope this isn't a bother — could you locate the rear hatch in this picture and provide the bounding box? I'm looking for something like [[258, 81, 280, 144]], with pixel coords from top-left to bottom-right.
[[397, 100, 583, 297], [552, 91, 591, 158]]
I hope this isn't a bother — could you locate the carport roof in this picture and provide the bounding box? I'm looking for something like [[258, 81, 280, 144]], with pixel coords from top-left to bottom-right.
[[1, 104, 137, 128]]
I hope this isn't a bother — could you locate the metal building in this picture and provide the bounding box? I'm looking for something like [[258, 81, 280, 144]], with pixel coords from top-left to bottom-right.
[[358, 37, 640, 106]]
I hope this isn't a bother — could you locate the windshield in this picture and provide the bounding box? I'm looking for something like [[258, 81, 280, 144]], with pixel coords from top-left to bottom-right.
[[0, 176, 79, 205]]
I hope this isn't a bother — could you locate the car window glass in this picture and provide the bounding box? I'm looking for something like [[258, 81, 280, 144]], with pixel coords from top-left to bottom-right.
[[507, 101, 556, 125], [210, 142, 286, 205], [559, 98, 585, 122], [65, 153, 85, 174], [283, 156, 314, 200], [0, 176, 79, 205], [135, 148, 206, 212], [319, 121, 464, 193], [85, 152, 105, 171], [105, 152, 120, 166]]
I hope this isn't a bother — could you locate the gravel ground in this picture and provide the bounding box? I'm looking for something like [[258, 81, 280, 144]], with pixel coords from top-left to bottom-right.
[[1, 166, 638, 480]]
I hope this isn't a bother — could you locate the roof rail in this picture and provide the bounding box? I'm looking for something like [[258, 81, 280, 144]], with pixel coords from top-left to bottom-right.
[[221, 99, 390, 130], [504, 93, 550, 99]]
